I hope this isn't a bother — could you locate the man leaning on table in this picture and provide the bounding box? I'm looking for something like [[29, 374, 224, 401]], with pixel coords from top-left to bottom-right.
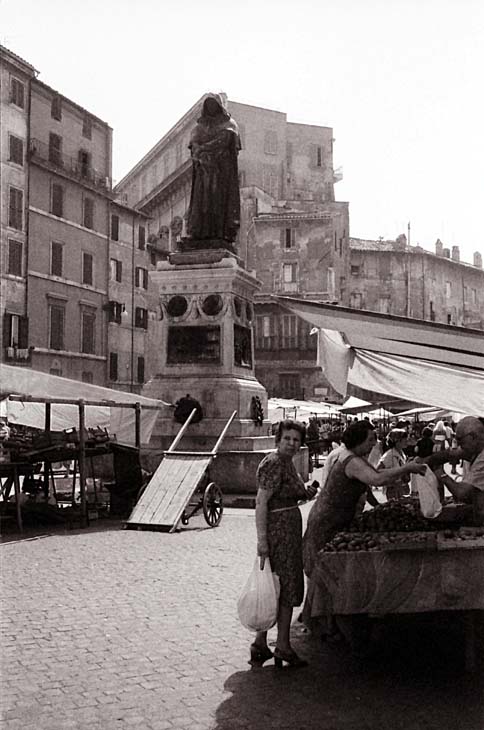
[[434, 416, 484, 525]]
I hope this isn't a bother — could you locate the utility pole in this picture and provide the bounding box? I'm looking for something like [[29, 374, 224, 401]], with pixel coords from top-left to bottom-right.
[[406, 221, 411, 317]]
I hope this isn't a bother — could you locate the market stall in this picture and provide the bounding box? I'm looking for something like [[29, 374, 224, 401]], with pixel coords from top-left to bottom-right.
[[304, 500, 484, 670], [0, 366, 167, 530]]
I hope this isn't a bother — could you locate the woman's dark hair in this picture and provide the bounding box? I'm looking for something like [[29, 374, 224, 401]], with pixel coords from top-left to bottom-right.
[[422, 427, 433, 438], [275, 419, 306, 445], [341, 420, 375, 449]]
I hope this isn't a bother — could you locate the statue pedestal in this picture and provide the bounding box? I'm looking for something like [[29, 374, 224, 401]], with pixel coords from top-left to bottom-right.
[[143, 249, 309, 495]]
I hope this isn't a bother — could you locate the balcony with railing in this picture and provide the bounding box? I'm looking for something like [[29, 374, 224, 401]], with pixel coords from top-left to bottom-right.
[[29, 139, 113, 195]]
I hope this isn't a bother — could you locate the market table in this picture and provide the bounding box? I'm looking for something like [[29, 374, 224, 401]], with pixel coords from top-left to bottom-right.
[[305, 541, 484, 670], [0, 462, 35, 531]]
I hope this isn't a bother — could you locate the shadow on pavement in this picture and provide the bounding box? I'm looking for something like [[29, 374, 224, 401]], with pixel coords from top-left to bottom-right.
[[214, 613, 484, 730], [0, 516, 126, 543]]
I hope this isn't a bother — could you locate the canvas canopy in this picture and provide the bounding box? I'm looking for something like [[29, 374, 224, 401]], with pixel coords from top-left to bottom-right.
[[267, 397, 341, 423], [277, 297, 484, 416], [0, 364, 169, 445]]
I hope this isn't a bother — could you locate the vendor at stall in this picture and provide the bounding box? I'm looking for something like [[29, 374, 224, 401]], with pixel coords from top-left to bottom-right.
[[303, 421, 426, 576], [433, 416, 484, 525]]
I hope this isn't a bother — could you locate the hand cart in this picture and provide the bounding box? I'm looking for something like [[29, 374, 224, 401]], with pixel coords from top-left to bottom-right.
[[125, 410, 236, 532]]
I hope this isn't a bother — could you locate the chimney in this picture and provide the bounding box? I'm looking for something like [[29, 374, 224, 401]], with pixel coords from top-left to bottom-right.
[[451, 246, 460, 262], [443, 248, 450, 258], [435, 239, 444, 256], [474, 251, 483, 269]]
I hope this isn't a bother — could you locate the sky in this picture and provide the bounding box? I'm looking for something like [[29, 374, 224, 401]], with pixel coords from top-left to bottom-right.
[[3, 0, 483, 265]]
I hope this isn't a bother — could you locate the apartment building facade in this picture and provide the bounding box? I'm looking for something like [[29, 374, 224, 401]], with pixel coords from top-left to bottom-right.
[[349, 237, 484, 329], [1, 47, 37, 365], [1, 45, 159, 391]]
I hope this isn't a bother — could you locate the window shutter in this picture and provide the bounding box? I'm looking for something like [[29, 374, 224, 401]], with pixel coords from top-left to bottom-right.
[[116, 260, 122, 282], [9, 136, 24, 165], [51, 243, 63, 276], [109, 353, 118, 381], [309, 143, 318, 168], [18, 316, 29, 349], [83, 253, 93, 285], [8, 239, 22, 275], [143, 269, 148, 289], [9, 188, 23, 230], [83, 198, 94, 228], [82, 312, 95, 354], [111, 214, 119, 241], [139, 226, 146, 249], [52, 184, 63, 217], [137, 356, 145, 384], [3, 313, 12, 347], [50, 306, 65, 350]]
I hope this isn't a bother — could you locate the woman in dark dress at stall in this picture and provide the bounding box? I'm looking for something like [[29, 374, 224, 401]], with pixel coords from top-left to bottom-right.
[[303, 421, 426, 595], [250, 420, 318, 669]]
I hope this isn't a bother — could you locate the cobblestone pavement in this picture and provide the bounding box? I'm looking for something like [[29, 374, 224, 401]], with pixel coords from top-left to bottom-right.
[[1, 497, 483, 730]]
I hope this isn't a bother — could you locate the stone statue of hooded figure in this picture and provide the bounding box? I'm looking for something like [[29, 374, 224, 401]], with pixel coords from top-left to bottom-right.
[[186, 93, 241, 246]]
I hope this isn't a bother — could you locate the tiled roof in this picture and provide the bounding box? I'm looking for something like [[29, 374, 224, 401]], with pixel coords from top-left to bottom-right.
[[349, 238, 399, 251]]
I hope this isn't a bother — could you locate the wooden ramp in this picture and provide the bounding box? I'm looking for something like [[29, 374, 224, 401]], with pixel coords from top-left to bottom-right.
[[126, 453, 212, 532], [125, 409, 237, 532]]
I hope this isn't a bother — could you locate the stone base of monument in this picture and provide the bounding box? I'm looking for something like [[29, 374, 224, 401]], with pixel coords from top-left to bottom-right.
[[142, 248, 309, 495]]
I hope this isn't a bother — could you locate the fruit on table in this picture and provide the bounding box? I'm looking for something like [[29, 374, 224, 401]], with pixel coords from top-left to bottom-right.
[[351, 499, 436, 533], [322, 530, 432, 552]]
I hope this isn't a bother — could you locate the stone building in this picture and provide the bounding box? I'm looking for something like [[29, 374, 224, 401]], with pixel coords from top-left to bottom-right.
[[1, 46, 37, 366], [349, 237, 484, 329], [1, 44, 158, 391], [114, 93, 348, 401]]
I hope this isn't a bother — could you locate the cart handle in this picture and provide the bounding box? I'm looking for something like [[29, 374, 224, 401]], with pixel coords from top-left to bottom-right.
[[211, 411, 237, 456], [167, 409, 197, 453]]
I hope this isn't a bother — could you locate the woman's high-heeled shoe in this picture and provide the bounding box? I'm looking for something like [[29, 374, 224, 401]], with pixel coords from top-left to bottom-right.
[[248, 643, 274, 668], [274, 647, 308, 669]]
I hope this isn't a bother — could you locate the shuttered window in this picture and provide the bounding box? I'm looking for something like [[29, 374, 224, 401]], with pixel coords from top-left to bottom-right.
[[3, 313, 28, 348], [81, 311, 95, 354], [51, 183, 64, 217], [83, 197, 94, 229], [49, 133, 62, 165], [111, 214, 119, 241], [138, 225, 146, 250], [10, 78, 25, 108], [51, 242, 63, 277], [9, 135, 24, 165], [109, 353, 118, 381], [51, 96, 62, 120], [135, 307, 148, 329], [8, 240, 22, 276], [8, 188, 23, 230], [110, 258, 122, 282], [82, 116, 92, 140], [136, 267, 148, 289], [137, 356, 145, 384], [49, 305, 65, 350], [82, 252, 93, 285]]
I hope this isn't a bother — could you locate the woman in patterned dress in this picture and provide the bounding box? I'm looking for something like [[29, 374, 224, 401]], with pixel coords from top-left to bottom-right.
[[250, 420, 318, 669]]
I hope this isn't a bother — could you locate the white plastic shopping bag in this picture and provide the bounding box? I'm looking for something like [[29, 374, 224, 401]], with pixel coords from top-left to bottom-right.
[[415, 465, 442, 519], [237, 557, 280, 632]]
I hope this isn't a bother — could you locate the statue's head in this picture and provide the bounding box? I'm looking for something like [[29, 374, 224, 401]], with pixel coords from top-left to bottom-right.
[[200, 93, 230, 121]]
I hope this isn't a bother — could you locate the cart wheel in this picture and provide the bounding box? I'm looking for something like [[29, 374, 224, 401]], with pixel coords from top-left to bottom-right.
[[181, 511, 189, 526], [202, 482, 223, 527]]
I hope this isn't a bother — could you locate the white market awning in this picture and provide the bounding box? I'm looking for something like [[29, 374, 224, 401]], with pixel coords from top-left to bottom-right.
[[0, 364, 170, 445], [277, 297, 484, 416]]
